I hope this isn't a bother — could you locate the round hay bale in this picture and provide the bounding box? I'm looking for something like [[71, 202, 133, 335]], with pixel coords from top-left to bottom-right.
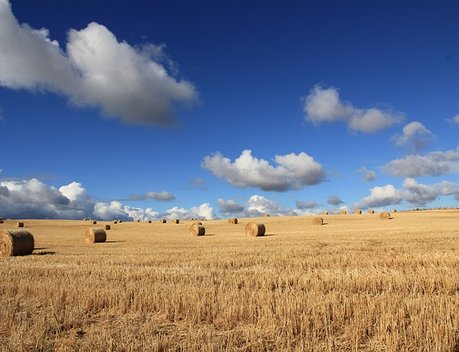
[[312, 217, 324, 225], [0, 219, 3, 224], [245, 222, 265, 237], [340, 210, 347, 215], [137, 220, 140, 223], [171, 219, 179, 224], [354, 209, 362, 214], [322, 211, 329, 215], [228, 218, 238, 224], [159, 219, 166, 223], [189, 224, 205, 236], [391, 209, 397, 213], [16, 222, 24, 228], [92, 220, 97, 225], [85, 228, 107, 243], [118, 220, 123, 223], [1, 229, 34, 256], [104, 224, 111, 230], [147, 220, 152, 223], [367, 209, 375, 214], [193, 222, 203, 225], [380, 212, 391, 220], [263, 213, 270, 217], [113, 220, 118, 224]]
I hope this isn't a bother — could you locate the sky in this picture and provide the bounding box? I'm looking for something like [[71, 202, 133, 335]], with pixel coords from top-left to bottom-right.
[[0, 0, 459, 220]]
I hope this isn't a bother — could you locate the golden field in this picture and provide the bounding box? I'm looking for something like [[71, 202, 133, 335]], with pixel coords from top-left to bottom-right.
[[1, 210, 459, 352]]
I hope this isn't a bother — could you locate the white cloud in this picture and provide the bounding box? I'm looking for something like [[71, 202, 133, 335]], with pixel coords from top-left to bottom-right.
[[246, 195, 295, 216], [163, 203, 215, 220], [202, 149, 325, 192], [402, 178, 459, 206], [304, 86, 403, 133], [392, 121, 434, 152], [449, 114, 459, 124], [93, 201, 132, 221], [295, 201, 319, 209], [0, 1, 197, 126], [354, 184, 402, 209], [327, 195, 344, 206], [130, 191, 175, 201], [358, 167, 377, 182], [384, 147, 459, 177]]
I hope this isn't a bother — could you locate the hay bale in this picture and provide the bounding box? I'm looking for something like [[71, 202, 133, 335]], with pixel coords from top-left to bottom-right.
[[159, 219, 166, 223], [228, 218, 238, 224], [189, 223, 205, 236], [367, 209, 375, 214], [113, 220, 118, 224], [380, 212, 391, 220], [1, 229, 34, 256], [147, 220, 152, 223], [171, 219, 179, 224], [245, 222, 265, 237], [193, 222, 203, 225], [0, 219, 3, 224], [263, 213, 270, 217], [137, 220, 140, 223], [85, 228, 107, 243], [354, 209, 362, 214], [340, 210, 347, 215], [322, 211, 329, 215], [104, 224, 111, 230], [16, 222, 24, 228], [118, 220, 123, 223], [92, 220, 97, 225], [391, 209, 397, 213], [312, 217, 324, 225]]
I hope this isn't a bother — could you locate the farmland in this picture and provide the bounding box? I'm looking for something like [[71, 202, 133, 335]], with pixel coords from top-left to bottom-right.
[[1, 210, 459, 351]]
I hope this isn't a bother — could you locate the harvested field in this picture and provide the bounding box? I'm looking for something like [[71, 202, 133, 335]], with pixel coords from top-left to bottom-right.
[[0, 210, 459, 351]]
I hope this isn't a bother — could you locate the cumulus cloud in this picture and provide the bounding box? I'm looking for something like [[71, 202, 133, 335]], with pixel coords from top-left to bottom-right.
[[449, 114, 459, 125], [0, 178, 92, 219], [295, 201, 319, 209], [163, 203, 215, 220], [327, 196, 344, 206], [130, 191, 175, 201], [0, 0, 197, 126], [304, 86, 403, 133], [354, 184, 402, 209], [392, 121, 434, 152], [217, 199, 245, 214], [202, 149, 325, 192], [246, 195, 295, 216], [384, 147, 459, 177], [358, 167, 377, 182], [402, 178, 459, 206], [191, 178, 206, 187]]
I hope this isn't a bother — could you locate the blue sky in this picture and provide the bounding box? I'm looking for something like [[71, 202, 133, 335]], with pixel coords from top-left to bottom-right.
[[1, 0, 459, 220]]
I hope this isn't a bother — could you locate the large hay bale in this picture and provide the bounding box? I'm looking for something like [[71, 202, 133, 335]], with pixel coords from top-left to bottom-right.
[[367, 209, 375, 214], [16, 222, 24, 228], [228, 218, 238, 224], [0, 229, 34, 256], [380, 212, 391, 220], [312, 217, 324, 225], [354, 209, 362, 214], [104, 224, 111, 230], [85, 228, 107, 243], [190, 223, 205, 236], [171, 219, 179, 224], [340, 210, 347, 215], [245, 222, 265, 237]]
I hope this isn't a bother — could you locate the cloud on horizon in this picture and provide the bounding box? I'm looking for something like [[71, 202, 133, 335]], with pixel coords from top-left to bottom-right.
[[392, 121, 434, 152], [130, 191, 175, 201], [358, 167, 377, 182], [304, 86, 403, 133], [202, 149, 325, 192], [327, 195, 344, 206], [0, 0, 197, 126]]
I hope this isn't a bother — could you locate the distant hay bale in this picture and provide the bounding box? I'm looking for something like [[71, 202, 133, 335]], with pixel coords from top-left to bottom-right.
[[171, 219, 179, 224], [0, 219, 3, 224], [367, 209, 375, 214], [312, 217, 324, 225], [193, 222, 203, 225], [380, 212, 391, 220], [340, 210, 347, 215], [159, 219, 166, 223], [92, 220, 97, 225], [0, 229, 35, 256], [392, 209, 398, 213], [104, 224, 111, 230], [118, 220, 123, 223], [354, 209, 362, 214], [113, 220, 118, 224], [147, 220, 152, 223], [189, 223, 205, 236], [322, 211, 328, 215], [245, 222, 266, 237], [16, 222, 24, 228], [228, 218, 238, 224], [85, 228, 107, 244], [83, 218, 88, 221], [264, 213, 270, 217], [137, 220, 140, 223]]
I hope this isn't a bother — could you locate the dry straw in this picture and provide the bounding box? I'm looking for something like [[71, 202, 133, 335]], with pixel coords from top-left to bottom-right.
[[16, 222, 24, 228], [171, 219, 179, 224], [0, 229, 34, 256], [104, 224, 111, 230], [312, 217, 324, 225], [159, 219, 166, 223], [228, 218, 238, 224], [354, 209, 362, 214], [380, 212, 391, 220], [85, 228, 107, 244], [367, 209, 375, 214], [340, 210, 347, 215], [189, 223, 205, 236], [245, 222, 266, 237]]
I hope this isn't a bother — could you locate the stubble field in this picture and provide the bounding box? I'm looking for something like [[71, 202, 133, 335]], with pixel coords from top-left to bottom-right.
[[1, 210, 459, 351]]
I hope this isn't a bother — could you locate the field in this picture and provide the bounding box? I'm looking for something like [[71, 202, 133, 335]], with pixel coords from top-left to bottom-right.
[[1, 211, 459, 351]]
